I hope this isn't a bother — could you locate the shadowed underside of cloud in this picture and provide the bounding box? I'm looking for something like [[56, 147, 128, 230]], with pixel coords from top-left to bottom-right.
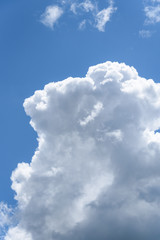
[[4, 61, 160, 240]]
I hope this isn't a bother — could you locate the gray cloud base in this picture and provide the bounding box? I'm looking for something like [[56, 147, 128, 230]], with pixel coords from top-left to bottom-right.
[[5, 61, 160, 240]]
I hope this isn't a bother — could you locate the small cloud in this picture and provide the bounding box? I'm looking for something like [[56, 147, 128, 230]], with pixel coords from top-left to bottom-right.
[[144, 2, 160, 24], [95, 5, 117, 32], [40, 5, 63, 29], [70, 0, 95, 15], [70, 3, 77, 14], [79, 19, 87, 30], [139, 29, 152, 38], [80, 0, 95, 12]]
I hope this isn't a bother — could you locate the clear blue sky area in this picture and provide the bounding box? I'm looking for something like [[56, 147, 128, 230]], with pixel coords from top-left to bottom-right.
[[1, 0, 160, 205]]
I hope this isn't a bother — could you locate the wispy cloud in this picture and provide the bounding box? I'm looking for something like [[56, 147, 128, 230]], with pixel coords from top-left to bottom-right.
[[40, 5, 63, 29], [140, 0, 160, 37], [139, 29, 153, 38], [95, 4, 117, 32], [81, 0, 95, 12], [0, 202, 13, 239], [41, 0, 116, 32], [79, 19, 87, 30], [80, 0, 95, 12], [70, 0, 116, 32], [144, 0, 160, 24], [70, 0, 96, 14], [70, 3, 78, 14]]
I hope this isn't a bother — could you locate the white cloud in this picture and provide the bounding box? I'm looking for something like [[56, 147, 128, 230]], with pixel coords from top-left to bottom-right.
[[70, 0, 95, 14], [70, 3, 77, 14], [80, 102, 103, 126], [144, 0, 160, 24], [0, 203, 12, 227], [40, 5, 63, 29], [42, 1, 117, 32], [78, 19, 86, 30], [0, 203, 13, 239], [95, 4, 117, 32], [5, 226, 32, 240], [80, 0, 95, 12], [71, 0, 116, 32], [4, 61, 160, 240], [139, 29, 152, 38], [145, 5, 160, 23]]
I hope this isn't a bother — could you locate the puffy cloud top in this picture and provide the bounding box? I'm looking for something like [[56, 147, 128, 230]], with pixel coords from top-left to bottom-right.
[[4, 61, 160, 240]]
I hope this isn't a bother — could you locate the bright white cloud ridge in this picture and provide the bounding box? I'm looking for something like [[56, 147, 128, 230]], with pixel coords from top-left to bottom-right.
[[40, 5, 63, 29], [3, 61, 160, 240]]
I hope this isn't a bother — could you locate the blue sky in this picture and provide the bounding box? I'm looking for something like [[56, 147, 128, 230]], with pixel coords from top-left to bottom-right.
[[1, 0, 160, 204], [1, 0, 160, 239]]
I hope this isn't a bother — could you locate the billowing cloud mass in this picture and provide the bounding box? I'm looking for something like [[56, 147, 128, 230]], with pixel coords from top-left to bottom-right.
[[40, 5, 63, 29], [3, 61, 160, 240], [41, 0, 116, 31]]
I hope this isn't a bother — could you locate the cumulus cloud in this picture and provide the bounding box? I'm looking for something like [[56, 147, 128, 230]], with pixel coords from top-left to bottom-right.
[[40, 5, 63, 29], [4, 61, 160, 240]]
